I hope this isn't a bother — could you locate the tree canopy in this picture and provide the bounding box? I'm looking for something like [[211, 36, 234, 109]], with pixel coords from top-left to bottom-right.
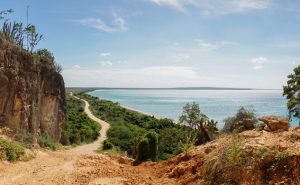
[[283, 65, 300, 125]]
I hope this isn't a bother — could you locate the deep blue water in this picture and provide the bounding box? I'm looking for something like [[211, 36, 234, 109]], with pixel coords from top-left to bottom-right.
[[90, 89, 298, 128]]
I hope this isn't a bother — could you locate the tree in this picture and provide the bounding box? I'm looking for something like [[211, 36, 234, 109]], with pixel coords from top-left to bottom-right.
[[25, 24, 43, 53], [283, 65, 300, 125], [223, 107, 257, 133], [179, 102, 218, 145]]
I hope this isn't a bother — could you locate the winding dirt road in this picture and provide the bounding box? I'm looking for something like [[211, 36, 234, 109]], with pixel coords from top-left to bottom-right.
[[71, 94, 110, 155], [0, 95, 113, 185]]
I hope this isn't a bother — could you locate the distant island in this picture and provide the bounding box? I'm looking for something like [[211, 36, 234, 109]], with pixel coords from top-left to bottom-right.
[[67, 87, 258, 90], [66, 87, 281, 91]]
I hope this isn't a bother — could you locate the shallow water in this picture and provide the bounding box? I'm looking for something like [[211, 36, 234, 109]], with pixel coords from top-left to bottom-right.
[[90, 89, 298, 128]]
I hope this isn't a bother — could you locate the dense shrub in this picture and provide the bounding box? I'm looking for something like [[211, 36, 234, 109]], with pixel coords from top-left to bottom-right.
[[223, 107, 257, 133], [137, 138, 150, 161], [145, 131, 158, 161], [106, 122, 145, 153], [158, 127, 187, 160], [0, 138, 25, 162]]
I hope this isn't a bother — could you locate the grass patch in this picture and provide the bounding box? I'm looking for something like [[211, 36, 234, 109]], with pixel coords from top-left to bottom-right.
[[0, 137, 25, 162]]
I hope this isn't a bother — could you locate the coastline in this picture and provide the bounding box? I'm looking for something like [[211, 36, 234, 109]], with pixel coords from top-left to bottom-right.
[[120, 104, 157, 117], [85, 91, 160, 119]]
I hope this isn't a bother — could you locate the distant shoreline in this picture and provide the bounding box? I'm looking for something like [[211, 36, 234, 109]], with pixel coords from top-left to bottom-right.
[[120, 104, 159, 118], [83, 91, 160, 119], [67, 87, 281, 91]]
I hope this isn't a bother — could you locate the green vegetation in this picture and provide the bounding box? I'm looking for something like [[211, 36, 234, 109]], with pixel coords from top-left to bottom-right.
[[283, 65, 300, 125], [0, 9, 42, 52], [33, 48, 62, 73], [38, 132, 59, 150], [137, 137, 150, 161], [179, 102, 219, 145], [0, 137, 25, 162], [61, 95, 100, 146], [77, 93, 189, 160], [223, 107, 257, 133], [0, 9, 62, 73], [132, 131, 159, 162], [145, 132, 159, 161], [12, 126, 35, 149], [102, 140, 114, 150], [226, 138, 244, 165]]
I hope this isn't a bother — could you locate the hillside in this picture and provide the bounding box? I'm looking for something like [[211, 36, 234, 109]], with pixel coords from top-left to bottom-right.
[[1, 121, 299, 184]]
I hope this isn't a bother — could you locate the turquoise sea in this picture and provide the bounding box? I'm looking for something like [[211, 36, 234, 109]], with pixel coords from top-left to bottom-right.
[[90, 89, 298, 128]]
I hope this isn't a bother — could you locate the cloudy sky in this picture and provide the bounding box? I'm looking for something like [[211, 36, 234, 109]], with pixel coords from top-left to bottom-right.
[[2, 0, 300, 88]]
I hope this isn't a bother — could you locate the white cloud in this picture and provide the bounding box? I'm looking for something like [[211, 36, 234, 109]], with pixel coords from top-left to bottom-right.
[[150, 0, 187, 13], [251, 57, 268, 64], [253, 65, 263, 70], [195, 39, 237, 51], [77, 12, 128, 32], [72, 65, 81, 69], [251, 57, 269, 70], [100, 61, 113, 67], [149, 0, 270, 15], [62, 66, 223, 87], [100, 52, 111, 57], [112, 12, 128, 32]]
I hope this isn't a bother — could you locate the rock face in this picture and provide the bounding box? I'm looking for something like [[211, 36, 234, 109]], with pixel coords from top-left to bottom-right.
[[0, 35, 66, 141], [259, 116, 289, 131]]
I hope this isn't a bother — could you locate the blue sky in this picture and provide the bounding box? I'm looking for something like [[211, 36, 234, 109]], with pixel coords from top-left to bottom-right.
[[1, 0, 299, 88]]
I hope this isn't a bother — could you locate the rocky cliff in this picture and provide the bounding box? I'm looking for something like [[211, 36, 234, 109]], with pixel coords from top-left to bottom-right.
[[0, 34, 66, 141]]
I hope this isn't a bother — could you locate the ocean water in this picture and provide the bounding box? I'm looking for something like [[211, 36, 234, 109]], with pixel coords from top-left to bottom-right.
[[90, 89, 298, 128]]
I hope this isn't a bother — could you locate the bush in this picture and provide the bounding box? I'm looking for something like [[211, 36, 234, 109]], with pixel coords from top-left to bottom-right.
[[137, 138, 150, 161], [145, 131, 158, 162], [226, 138, 243, 165], [223, 107, 257, 133], [0, 138, 25, 162], [38, 132, 59, 150], [103, 140, 114, 150]]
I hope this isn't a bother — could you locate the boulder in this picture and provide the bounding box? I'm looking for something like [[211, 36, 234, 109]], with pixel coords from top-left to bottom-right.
[[258, 116, 289, 131], [234, 118, 255, 131]]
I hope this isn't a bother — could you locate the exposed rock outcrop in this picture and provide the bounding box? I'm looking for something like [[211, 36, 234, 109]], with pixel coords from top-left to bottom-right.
[[233, 118, 255, 131], [158, 128, 300, 185], [0, 34, 66, 141], [259, 116, 289, 131]]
